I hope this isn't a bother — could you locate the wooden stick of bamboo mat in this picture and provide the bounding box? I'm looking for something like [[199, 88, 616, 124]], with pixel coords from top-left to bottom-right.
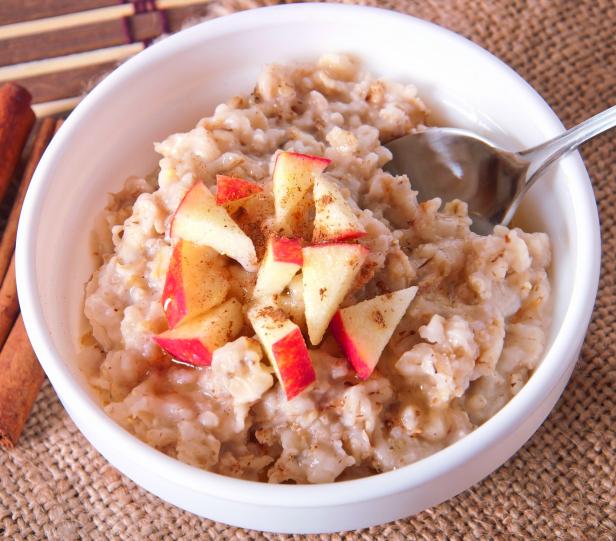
[[0, 0, 211, 41]]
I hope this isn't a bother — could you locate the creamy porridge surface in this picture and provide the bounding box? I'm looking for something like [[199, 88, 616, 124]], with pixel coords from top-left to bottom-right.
[[82, 55, 551, 483]]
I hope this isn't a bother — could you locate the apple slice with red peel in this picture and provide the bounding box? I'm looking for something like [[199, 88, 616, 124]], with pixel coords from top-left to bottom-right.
[[273, 151, 331, 233], [254, 237, 303, 298], [215, 175, 263, 206], [162, 239, 230, 328], [154, 298, 244, 367], [171, 182, 258, 272], [302, 243, 369, 346], [248, 302, 316, 400], [312, 175, 366, 242], [330, 287, 418, 379]]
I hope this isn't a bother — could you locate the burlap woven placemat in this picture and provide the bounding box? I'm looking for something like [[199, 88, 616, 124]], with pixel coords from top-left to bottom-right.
[[1, 1, 615, 539]]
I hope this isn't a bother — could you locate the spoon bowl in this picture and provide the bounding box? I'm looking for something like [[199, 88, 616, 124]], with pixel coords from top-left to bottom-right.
[[385, 106, 616, 234], [385, 128, 529, 234]]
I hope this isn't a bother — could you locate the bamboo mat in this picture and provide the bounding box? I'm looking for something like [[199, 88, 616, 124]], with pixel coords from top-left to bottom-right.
[[1, 0, 615, 539]]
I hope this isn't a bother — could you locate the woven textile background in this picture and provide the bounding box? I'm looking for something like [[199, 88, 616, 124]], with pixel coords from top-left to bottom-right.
[[1, 1, 614, 539]]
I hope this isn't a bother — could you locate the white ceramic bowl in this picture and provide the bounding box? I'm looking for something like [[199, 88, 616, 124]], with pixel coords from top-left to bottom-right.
[[16, 4, 600, 534]]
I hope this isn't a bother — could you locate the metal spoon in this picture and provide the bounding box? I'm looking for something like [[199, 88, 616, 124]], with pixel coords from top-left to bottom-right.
[[384, 105, 616, 234]]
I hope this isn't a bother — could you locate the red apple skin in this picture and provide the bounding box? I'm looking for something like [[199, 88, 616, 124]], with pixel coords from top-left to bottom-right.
[[216, 175, 263, 205], [318, 230, 367, 243], [155, 298, 243, 367], [330, 311, 371, 380], [271, 327, 316, 399], [153, 335, 213, 367], [271, 237, 303, 265], [161, 239, 229, 328], [274, 151, 331, 170]]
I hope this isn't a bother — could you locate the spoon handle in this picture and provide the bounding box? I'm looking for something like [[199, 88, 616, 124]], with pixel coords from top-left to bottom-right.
[[519, 104, 616, 186]]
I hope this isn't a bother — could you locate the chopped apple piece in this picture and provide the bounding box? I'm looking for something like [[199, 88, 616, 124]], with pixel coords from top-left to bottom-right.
[[232, 191, 276, 260], [248, 303, 315, 400], [154, 298, 244, 367], [302, 243, 368, 345], [254, 237, 303, 298], [273, 151, 331, 233], [162, 239, 230, 328], [276, 274, 306, 330], [171, 182, 258, 272], [312, 175, 366, 242], [330, 287, 418, 379], [215, 175, 263, 206]]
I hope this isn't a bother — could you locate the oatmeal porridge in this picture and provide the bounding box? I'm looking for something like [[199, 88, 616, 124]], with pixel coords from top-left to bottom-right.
[[82, 54, 551, 483]]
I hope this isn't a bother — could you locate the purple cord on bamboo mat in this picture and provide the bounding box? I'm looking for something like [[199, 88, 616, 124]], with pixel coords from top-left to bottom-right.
[[120, 0, 171, 47]]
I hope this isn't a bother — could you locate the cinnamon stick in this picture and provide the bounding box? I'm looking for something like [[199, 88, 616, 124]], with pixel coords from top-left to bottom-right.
[[0, 83, 35, 204], [0, 117, 56, 282], [0, 118, 61, 448], [0, 315, 44, 448], [0, 254, 18, 349]]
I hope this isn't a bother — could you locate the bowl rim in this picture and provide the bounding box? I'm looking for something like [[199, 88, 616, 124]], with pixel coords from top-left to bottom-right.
[[16, 2, 601, 508]]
